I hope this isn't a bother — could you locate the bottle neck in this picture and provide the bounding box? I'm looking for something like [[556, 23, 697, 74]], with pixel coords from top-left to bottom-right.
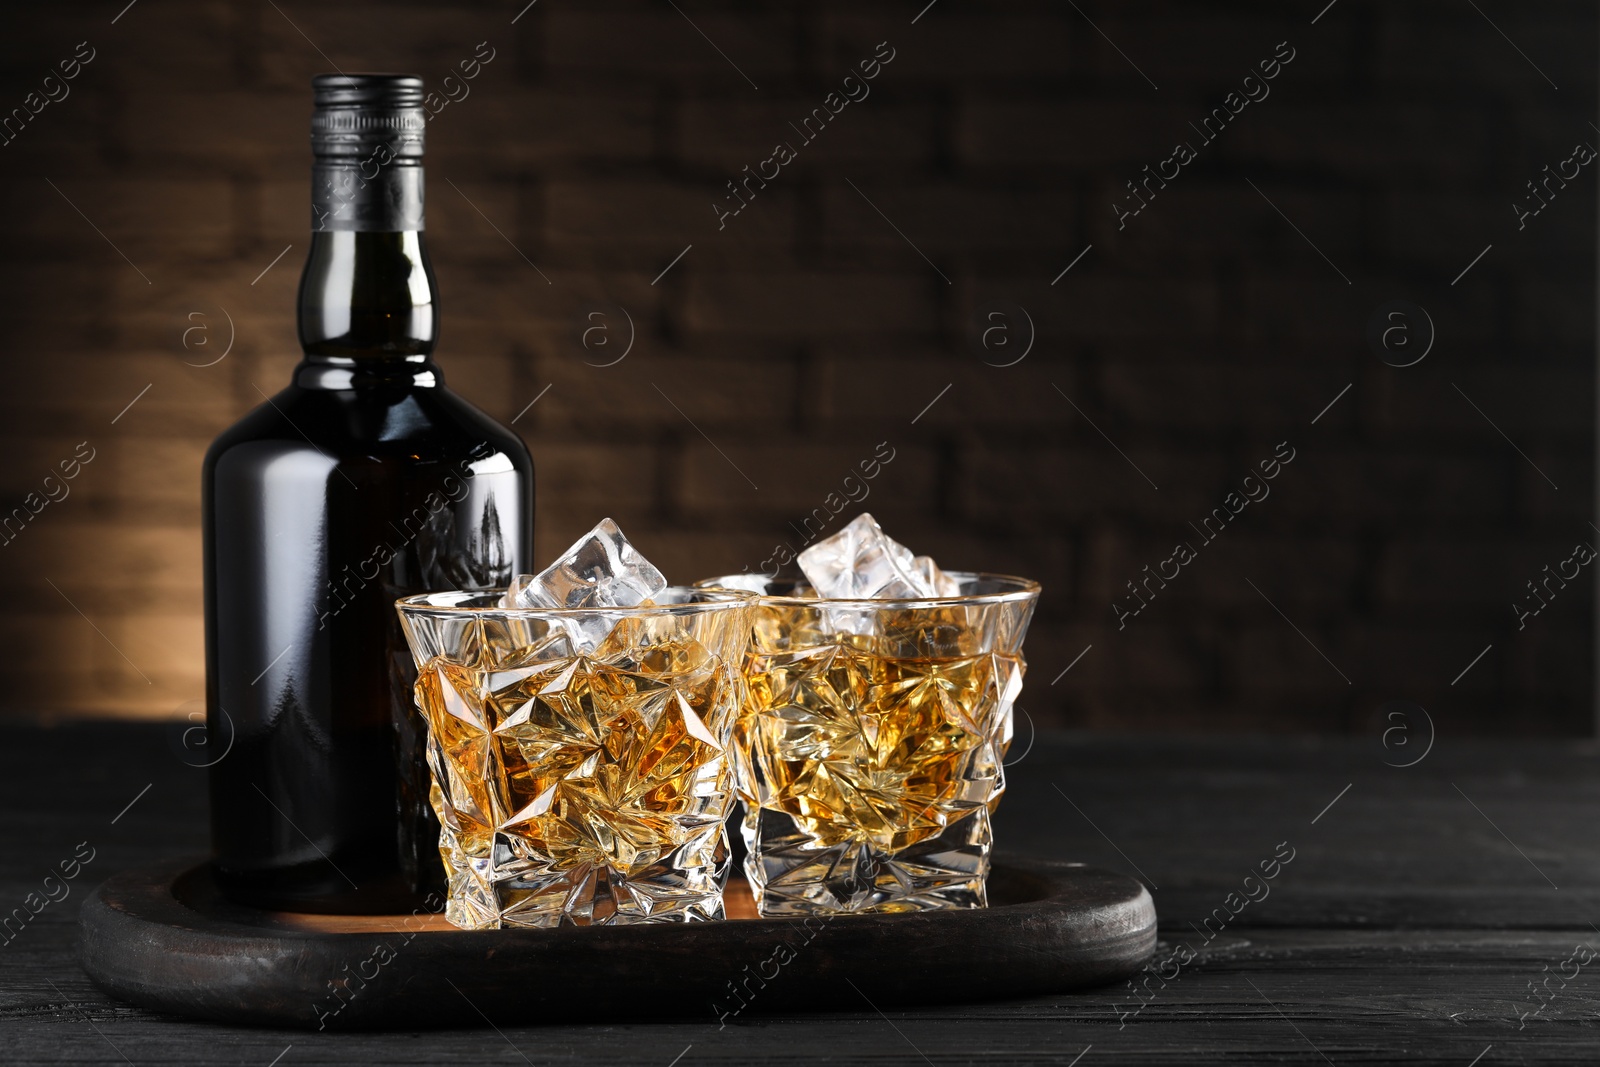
[[297, 230, 439, 382]]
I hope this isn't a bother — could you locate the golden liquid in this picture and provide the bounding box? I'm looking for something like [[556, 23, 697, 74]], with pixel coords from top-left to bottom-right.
[[414, 621, 740, 927], [736, 645, 1019, 853]]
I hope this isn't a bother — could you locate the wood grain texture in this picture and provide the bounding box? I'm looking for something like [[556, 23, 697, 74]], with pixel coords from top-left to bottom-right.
[[5, 724, 1600, 1063]]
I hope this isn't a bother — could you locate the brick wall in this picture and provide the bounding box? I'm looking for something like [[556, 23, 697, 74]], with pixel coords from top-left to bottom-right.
[[0, 0, 1593, 735]]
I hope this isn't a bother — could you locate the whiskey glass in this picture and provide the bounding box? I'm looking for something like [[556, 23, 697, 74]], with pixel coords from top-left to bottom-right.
[[699, 573, 1039, 916], [396, 588, 753, 928]]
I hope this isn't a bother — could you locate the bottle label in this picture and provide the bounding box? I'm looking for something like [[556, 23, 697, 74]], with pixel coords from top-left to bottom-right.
[[312, 163, 425, 232]]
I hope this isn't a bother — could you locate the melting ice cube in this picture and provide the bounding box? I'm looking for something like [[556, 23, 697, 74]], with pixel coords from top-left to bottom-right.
[[797, 513, 956, 599]]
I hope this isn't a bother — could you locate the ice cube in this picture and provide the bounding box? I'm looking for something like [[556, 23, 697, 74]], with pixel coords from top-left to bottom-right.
[[500, 518, 669, 651], [911, 555, 962, 597], [797, 513, 951, 599], [700, 573, 773, 595], [503, 573, 544, 607]]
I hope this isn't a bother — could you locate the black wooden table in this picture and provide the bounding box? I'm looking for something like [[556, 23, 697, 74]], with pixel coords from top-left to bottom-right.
[[5, 722, 1599, 1064]]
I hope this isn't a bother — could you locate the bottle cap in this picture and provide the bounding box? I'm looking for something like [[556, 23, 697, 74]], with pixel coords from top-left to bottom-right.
[[309, 74, 426, 232], [310, 74, 426, 161]]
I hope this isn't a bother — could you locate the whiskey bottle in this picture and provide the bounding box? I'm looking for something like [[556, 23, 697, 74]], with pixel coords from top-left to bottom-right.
[[203, 74, 534, 912]]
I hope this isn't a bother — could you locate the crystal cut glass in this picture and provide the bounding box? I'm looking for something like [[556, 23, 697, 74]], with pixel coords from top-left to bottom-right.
[[396, 587, 752, 928], [700, 572, 1039, 916]]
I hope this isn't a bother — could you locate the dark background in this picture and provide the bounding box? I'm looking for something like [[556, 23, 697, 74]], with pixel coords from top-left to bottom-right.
[[0, 0, 1592, 734]]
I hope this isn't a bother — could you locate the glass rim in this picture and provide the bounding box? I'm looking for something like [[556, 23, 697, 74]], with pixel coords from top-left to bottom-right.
[[695, 570, 1040, 609], [395, 585, 755, 620]]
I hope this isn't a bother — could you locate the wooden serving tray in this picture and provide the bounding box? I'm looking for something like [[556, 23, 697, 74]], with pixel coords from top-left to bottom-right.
[[79, 856, 1155, 1030]]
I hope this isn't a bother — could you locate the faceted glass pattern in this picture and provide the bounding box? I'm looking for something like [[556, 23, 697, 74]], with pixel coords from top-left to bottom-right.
[[396, 588, 751, 929], [705, 573, 1039, 916]]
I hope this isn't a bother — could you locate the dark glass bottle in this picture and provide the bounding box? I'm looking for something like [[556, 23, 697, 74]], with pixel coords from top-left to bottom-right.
[[204, 75, 533, 913]]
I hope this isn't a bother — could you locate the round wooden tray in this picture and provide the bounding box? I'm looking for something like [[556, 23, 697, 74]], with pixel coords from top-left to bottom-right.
[[79, 856, 1155, 1030]]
